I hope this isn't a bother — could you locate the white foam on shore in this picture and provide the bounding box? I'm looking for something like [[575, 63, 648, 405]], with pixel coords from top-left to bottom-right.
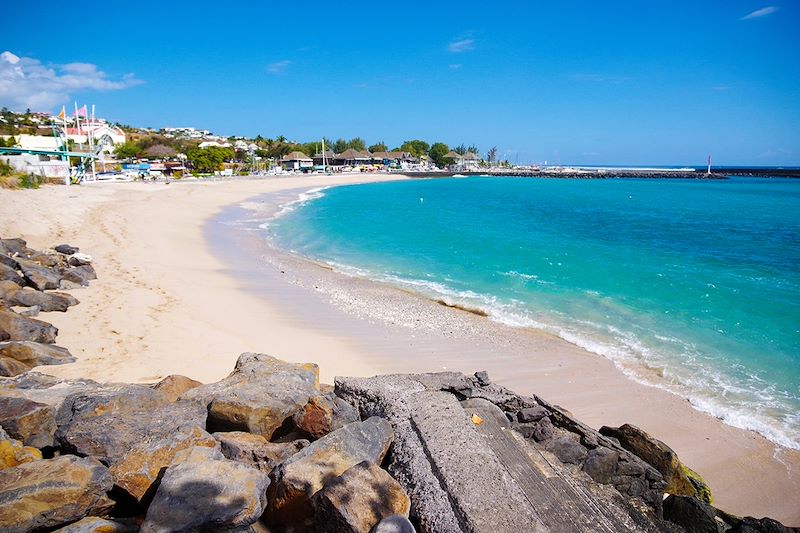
[[244, 185, 800, 451]]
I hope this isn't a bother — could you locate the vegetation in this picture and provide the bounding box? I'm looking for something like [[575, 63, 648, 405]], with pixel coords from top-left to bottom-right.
[[0, 159, 40, 189], [186, 146, 235, 172], [428, 142, 451, 167]]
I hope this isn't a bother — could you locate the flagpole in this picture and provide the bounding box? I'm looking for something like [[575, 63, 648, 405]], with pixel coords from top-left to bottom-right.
[[90, 104, 96, 180]]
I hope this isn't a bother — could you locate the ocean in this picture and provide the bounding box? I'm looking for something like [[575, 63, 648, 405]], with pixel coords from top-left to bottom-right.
[[267, 176, 800, 449]]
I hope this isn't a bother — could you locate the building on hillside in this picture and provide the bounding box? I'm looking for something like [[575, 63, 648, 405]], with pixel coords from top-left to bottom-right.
[[280, 151, 313, 171], [66, 123, 126, 151], [198, 140, 231, 148]]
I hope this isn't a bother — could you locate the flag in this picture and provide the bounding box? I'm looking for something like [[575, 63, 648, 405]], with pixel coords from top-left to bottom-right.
[[77, 105, 87, 117], [57, 106, 66, 120]]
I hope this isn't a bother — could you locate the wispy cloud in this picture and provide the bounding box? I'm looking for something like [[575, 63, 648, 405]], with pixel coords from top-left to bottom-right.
[[741, 6, 778, 20], [448, 38, 475, 53], [449, 64, 462, 70], [267, 60, 292, 74], [0, 50, 142, 111], [570, 73, 631, 84]]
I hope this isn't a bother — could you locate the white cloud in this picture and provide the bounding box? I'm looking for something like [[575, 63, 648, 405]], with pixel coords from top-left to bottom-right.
[[448, 39, 475, 53], [0, 51, 142, 111], [267, 60, 292, 74], [741, 6, 778, 20]]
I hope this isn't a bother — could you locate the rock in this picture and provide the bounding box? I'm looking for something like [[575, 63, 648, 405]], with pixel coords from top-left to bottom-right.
[[293, 393, 360, 439], [55, 244, 79, 255], [616, 459, 645, 477], [2, 285, 79, 311], [16, 305, 40, 317], [312, 461, 411, 533], [152, 374, 202, 402], [55, 385, 214, 502], [728, 516, 793, 533], [600, 423, 708, 500], [17, 258, 61, 290], [70, 263, 97, 280], [582, 447, 620, 484], [545, 434, 588, 464], [0, 253, 19, 270], [0, 426, 42, 469], [0, 238, 28, 255], [372, 515, 417, 533], [28, 251, 60, 268], [59, 279, 84, 290], [0, 327, 8, 342], [0, 356, 30, 377], [53, 516, 133, 532], [461, 397, 510, 428], [0, 307, 58, 343], [140, 446, 270, 533], [68, 252, 93, 266], [531, 416, 555, 441], [182, 353, 320, 439], [213, 431, 309, 473], [0, 263, 24, 286], [0, 455, 114, 532], [0, 396, 56, 448], [662, 495, 720, 533], [0, 373, 104, 425], [474, 370, 491, 386], [0, 341, 75, 368], [516, 404, 550, 423], [268, 416, 394, 524]]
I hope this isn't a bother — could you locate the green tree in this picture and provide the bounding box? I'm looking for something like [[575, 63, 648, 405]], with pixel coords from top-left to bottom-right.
[[399, 139, 430, 158], [487, 146, 498, 163], [428, 142, 451, 167], [467, 144, 480, 155], [346, 137, 366, 151], [300, 142, 320, 157], [114, 141, 143, 159], [186, 146, 234, 173], [368, 142, 388, 153], [332, 138, 348, 153]]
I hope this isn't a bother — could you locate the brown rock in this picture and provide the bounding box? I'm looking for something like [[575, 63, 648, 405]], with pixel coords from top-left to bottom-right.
[[140, 446, 270, 533], [152, 374, 202, 402], [0, 396, 56, 448], [0, 355, 29, 377], [312, 461, 411, 533], [53, 516, 133, 532], [293, 392, 359, 440], [0, 307, 58, 343], [0, 263, 24, 286], [268, 416, 394, 524], [0, 238, 28, 255], [213, 431, 309, 472], [182, 353, 320, 439], [0, 455, 114, 532], [2, 285, 79, 312], [0, 341, 75, 369]]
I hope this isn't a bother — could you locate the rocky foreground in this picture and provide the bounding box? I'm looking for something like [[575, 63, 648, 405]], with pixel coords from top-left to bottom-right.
[[0, 239, 797, 532]]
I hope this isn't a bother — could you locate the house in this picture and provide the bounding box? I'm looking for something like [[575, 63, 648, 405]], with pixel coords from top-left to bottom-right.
[[65, 123, 126, 151], [371, 151, 418, 168], [280, 151, 313, 171], [312, 150, 336, 167], [334, 149, 372, 166], [198, 140, 232, 149], [448, 150, 481, 171]]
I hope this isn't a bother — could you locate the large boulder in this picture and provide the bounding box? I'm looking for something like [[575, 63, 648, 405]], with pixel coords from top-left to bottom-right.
[[16, 258, 61, 290], [268, 416, 394, 524], [600, 423, 711, 502], [55, 384, 214, 502], [2, 285, 79, 312], [140, 446, 270, 533], [0, 307, 58, 343], [182, 353, 321, 439], [0, 238, 28, 255], [0, 455, 114, 532], [0, 373, 104, 424], [312, 461, 411, 533], [152, 374, 202, 402], [0, 356, 29, 377], [0, 341, 75, 369], [662, 494, 720, 533], [0, 426, 42, 470], [53, 516, 133, 532], [0, 263, 24, 286], [0, 396, 56, 448], [293, 392, 360, 440], [213, 431, 309, 473]]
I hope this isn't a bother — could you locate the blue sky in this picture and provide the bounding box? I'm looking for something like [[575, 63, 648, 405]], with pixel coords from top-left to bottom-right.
[[2, 1, 798, 165]]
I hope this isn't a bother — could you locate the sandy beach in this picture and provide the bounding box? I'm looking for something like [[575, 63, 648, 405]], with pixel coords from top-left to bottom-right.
[[0, 175, 798, 524]]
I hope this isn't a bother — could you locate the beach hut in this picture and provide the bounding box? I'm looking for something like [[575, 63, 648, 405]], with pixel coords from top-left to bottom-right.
[[280, 151, 313, 171]]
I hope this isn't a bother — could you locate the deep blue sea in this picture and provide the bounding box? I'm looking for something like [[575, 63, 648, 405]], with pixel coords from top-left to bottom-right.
[[268, 177, 800, 449]]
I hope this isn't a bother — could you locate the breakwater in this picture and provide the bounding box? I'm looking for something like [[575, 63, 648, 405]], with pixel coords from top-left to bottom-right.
[[405, 169, 729, 179]]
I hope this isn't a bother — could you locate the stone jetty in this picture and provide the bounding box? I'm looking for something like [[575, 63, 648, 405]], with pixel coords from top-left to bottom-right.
[[0, 239, 797, 532]]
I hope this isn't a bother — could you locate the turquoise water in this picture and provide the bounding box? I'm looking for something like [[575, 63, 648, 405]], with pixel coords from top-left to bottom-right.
[[268, 177, 800, 448]]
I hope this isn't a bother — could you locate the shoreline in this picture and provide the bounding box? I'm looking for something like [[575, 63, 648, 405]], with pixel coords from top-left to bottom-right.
[[0, 176, 797, 523]]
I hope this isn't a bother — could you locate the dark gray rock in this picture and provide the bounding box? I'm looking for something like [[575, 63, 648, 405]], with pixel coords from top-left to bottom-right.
[[546, 434, 589, 464], [67, 253, 93, 267], [55, 244, 79, 255], [213, 431, 309, 473], [662, 495, 720, 533], [2, 285, 80, 312], [0, 396, 57, 448], [70, 263, 97, 280], [474, 370, 490, 386], [0, 238, 28, 255], [0, 253, 19, 270], [0, 307, 58, 343], [17, 258, 61, 290], [583, 447, 620, 484], [516, 405, 550, 423], [60, 268, 90, 286], [140, 446, 270, 533], [728, 516, 793, 533]]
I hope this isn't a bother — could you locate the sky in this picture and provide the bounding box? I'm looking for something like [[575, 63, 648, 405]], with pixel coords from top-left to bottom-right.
[[2, 1, 799, 166]]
